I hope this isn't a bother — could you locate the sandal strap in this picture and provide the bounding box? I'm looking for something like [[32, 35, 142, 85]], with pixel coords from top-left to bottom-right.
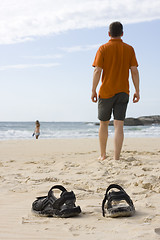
[[36, 185, 67, 200], [47, 185, 76, 210], [105, 184, 126, 197], [33, 185, 76, 212], [102, 184, 133, 217], [106, 191, 134, 209], [52, 191, 76, 210], [33, 195, 54, 211], [48, 185, 67, 198]]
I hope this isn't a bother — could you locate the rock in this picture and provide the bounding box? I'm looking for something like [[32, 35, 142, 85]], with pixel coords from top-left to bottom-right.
[[124, 118, 143, 126], [94, 115, 160, 126], [109, 118, 143, 126], [138, 115, 160, 125]]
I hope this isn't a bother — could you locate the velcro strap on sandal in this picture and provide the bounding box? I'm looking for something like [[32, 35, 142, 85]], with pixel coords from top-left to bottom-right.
[[106, 191, 134, 209], [52, 191, 76, 210], [102, 184, 134, 217]]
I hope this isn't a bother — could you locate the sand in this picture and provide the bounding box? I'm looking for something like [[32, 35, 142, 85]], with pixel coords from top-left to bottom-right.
[[0, 138, 160, 240]]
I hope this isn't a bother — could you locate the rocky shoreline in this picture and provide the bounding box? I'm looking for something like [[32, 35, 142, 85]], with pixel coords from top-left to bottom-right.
[[94, 115, 160, 126]]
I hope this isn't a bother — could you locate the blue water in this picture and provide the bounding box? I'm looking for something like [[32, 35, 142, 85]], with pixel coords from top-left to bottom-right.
[[0, 122, 159, 140]]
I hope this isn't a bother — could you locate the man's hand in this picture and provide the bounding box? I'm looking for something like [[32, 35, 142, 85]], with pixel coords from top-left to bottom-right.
[[131, 66, 140, 103], [91, 90, 98, 102], [133, 92, 140, 103], [91, 67, 102, 103]]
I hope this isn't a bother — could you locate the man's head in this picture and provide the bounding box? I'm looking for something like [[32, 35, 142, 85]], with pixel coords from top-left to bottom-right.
[[109, 22, 123, 38]]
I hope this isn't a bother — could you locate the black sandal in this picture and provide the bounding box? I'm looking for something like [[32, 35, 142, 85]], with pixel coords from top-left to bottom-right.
[[32, 185, 81, 218], [102, 184, 135, 218]]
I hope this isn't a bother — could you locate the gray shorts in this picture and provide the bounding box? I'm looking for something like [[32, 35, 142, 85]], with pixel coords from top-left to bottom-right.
[[98, 92, 129, 121]]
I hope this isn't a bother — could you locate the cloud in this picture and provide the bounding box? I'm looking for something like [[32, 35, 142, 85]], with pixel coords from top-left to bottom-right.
[[0, 0, 160, 44], [0, 63, 60, 71], [60, 44, 101, 53], [23, 54, 63, 59]]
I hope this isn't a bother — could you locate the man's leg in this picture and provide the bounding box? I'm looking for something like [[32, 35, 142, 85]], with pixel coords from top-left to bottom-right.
[[99, 120, 109, 160], [114, 120, 124, 160]]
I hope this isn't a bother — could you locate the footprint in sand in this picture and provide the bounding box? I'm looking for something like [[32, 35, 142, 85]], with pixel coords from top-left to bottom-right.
[[155, 228, 160, 235], [124, 150, 138, 154], [22, 216, 50, 224], [0, 162, 3, 167], [142, 167, 152, 171], [25, 161, 38, 165], [10, 185, 28, 193], [126, 156, 137, 161], [7, 160, 16, 163], [142, 181, 152, 190], [144, 215, 155, 223]]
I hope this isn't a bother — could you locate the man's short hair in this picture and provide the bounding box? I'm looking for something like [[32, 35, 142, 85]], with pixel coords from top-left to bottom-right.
[[109, 22, 123, 37]]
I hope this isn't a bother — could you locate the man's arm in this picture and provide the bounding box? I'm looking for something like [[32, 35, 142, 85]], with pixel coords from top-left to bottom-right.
[[91, 66, 102, 102], [130, 66, 140, 103]]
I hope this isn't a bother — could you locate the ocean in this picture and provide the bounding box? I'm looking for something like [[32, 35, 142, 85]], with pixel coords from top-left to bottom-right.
[[0, 122, 159, 140]]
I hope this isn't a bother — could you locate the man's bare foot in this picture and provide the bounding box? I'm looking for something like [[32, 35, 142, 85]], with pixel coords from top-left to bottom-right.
[[98, 155, 107, 161]]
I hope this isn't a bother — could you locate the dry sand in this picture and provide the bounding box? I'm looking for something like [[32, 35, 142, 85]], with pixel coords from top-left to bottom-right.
[[0, 138, 160, 240]]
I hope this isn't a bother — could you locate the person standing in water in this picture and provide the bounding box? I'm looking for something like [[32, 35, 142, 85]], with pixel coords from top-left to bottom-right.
[[33, 120, 40, 139]]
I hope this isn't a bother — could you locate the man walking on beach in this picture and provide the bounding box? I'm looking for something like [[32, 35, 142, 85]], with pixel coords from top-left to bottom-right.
[[91, 21, 140, 160]]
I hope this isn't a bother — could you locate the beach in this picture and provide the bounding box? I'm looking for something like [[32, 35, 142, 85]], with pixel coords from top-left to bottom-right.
[[0, 138, 160, 240]]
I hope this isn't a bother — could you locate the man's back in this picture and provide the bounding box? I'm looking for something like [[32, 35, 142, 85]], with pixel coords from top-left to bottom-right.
[[93, 39, 138, 98], [91, 21, 140, 160]]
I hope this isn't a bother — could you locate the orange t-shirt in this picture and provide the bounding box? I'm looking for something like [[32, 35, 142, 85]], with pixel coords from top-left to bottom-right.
[[92, 39, 138, 98]]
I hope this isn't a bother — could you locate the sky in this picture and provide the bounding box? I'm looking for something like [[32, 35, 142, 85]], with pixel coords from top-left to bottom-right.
[[0, 0, 160, 122]]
